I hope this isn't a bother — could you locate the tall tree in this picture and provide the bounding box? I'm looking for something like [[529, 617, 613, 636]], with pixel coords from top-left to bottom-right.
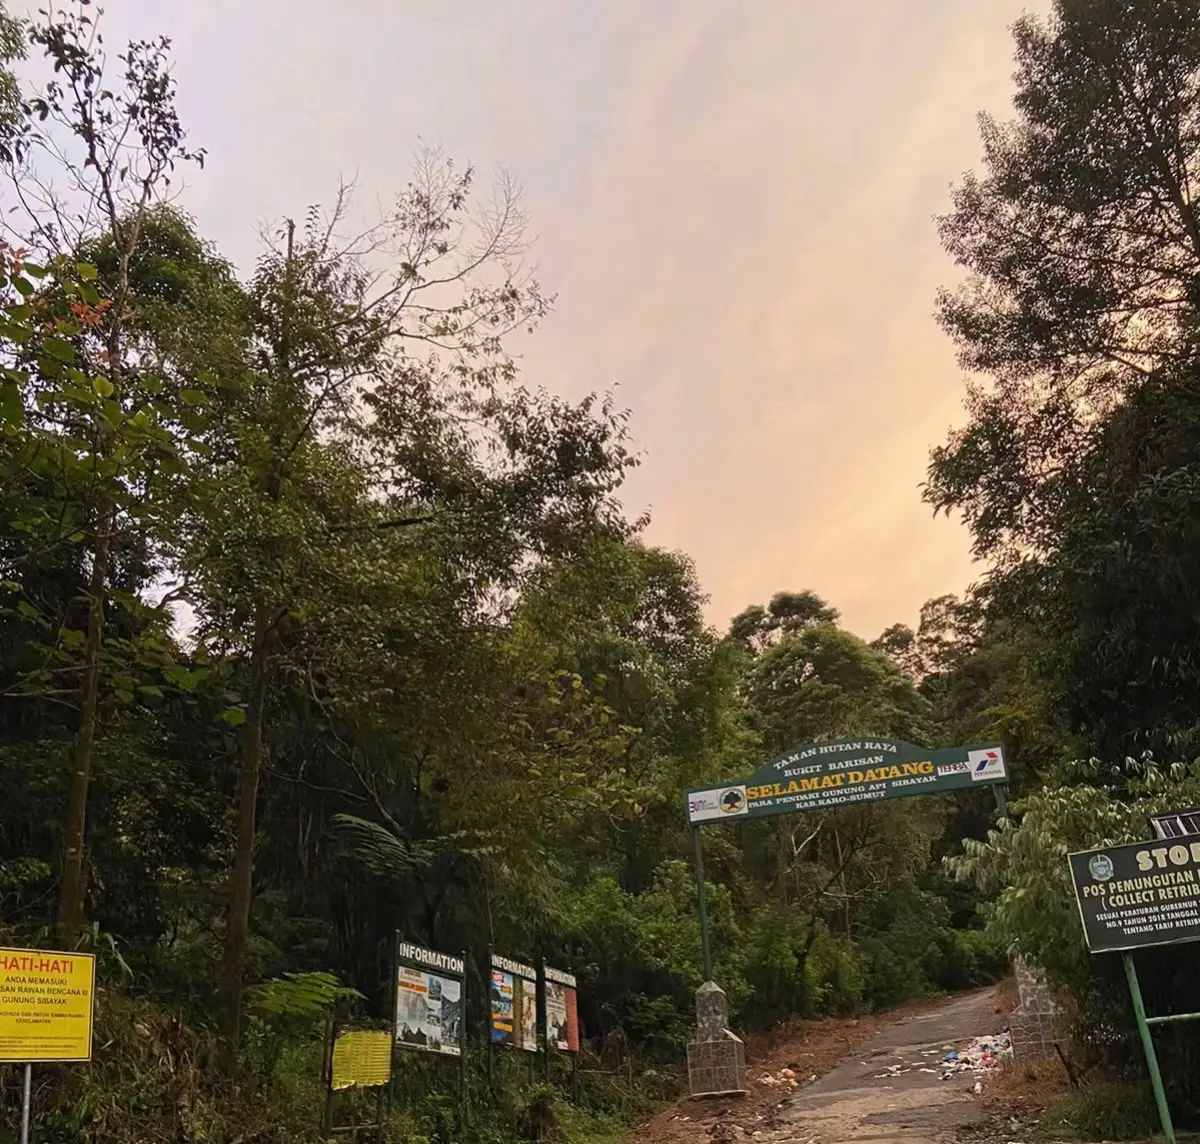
[[0, 10, 211, 942], [927, 0, 1200, 563], [173, 163, 636, 1047]]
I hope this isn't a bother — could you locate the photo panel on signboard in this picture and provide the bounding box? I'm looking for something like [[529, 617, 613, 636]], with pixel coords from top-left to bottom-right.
[[490, 969, 514, 1045], [565, 987, 580, 1053], [515, 975, 537, 1052], [544, 981, 568, 1051], [396, 965, 461, 1056]]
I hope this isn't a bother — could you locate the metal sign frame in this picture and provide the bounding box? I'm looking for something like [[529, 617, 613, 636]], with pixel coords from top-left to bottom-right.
[[322, 1020, 392, 1142], [392, 935, 467, 1122], [1068, 832, 1200, 1144], [0, 947, 97, 1063], [393, 938, 466, 1061], [0, 947, 98, 1144], [541, 962, 580, 1100], [685, 739, 1008, 980]]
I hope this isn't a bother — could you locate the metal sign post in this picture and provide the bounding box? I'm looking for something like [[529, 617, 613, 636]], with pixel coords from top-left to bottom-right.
[[0, 948, 98, 1144], [684, 740, 1008, 981], [19, 1064, 31, 1144], [1121, 954, 1176, 1144], [690, 826, 713, 982], [1067, 833, 1200, 1144]]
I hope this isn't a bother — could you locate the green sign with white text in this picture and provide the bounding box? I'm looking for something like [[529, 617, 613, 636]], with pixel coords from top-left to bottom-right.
[[684, 738, 1006, 825]]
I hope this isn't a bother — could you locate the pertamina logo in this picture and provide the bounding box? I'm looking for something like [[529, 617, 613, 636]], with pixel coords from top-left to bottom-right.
[[968, 748, 1006, 782]]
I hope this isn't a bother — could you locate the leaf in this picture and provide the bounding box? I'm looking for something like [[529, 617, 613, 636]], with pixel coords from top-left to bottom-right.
[[0, 382, 23, 429], [93, 376, 114, 398], [16, 600, 39, 622], [137, 685, 164, 699], [180, 389, 206, 406], [75, 262, 98, 281], [220, 706, 247, 726]]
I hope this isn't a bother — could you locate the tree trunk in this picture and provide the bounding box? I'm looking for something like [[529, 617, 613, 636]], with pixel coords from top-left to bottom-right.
[[218, 613, 271, 1052], [56, 519, 111, 944]]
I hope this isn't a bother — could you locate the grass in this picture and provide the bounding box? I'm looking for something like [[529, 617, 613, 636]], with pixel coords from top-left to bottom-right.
[[1038, 1078, 1160, 1142]]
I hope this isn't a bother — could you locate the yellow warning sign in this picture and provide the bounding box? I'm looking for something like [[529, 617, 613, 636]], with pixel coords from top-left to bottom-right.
[[330, 1029, 392, 1090], [0, 948, 96, 1062]]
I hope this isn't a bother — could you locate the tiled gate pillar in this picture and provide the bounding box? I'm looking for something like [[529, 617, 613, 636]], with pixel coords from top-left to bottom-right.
[[687, 981, 747, 1096], [1010, 956, 1066, 1060]]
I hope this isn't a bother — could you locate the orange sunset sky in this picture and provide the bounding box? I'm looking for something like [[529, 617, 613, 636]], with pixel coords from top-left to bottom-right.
[[14, 0, 1051, 637]]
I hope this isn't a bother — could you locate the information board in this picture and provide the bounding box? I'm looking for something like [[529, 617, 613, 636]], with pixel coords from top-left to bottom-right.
[[394, 940, 464, 1057], [543, 965, 579, 1053], [0, 948, 96, 1062], [1069, 838, 1200, 953], [684, 739, 1007, 825], [490, 954, 537, 1052]]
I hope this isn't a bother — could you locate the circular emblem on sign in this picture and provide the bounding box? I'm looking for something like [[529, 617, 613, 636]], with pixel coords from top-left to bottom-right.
[[720, 788, 746, 814], [1089, 853, 1115, 881]]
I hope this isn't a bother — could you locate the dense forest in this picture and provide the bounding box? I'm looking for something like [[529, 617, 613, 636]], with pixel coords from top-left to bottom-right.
[[5, 1, 1200, 1141]]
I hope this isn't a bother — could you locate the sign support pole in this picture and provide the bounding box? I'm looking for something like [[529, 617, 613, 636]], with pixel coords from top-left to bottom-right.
[[691, 826, 713, 981], [460, 948, 468, 1128], [1122, 953, 1176, 1144], [19, 1063, 31, 1144], [486, 945, 494, 1094]]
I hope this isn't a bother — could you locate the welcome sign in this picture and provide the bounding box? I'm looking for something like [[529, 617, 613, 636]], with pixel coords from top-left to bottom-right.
[[684, 739, 1006, 824]]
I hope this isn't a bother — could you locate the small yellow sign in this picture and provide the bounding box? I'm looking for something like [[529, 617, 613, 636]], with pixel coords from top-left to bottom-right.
[[0, 947, 96, 1062], [331, 1029, 392, 1090]]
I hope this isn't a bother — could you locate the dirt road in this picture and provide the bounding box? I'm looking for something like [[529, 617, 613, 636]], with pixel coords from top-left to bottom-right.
[[770, 987, 1008, 1144]]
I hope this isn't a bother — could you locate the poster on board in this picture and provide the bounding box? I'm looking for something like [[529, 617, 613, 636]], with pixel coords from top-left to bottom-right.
[[396, 967, 461, 1055], [543, 964, 579, 1053], [516, 975, 537, 1051], [490, 970, 514, 1044], [491, 954, 538, 1052], [565, 987, 580, 1053], [394, 941, 464, 1057]]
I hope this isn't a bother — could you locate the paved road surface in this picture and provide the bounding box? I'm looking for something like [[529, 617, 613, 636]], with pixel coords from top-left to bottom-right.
[[771, 988, 1007, 1144]]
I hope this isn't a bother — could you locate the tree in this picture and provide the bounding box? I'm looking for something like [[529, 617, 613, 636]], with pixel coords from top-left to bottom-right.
[[0, 1, 23, 131], [927, 0, 1200, 764], [170, 163, 637, 1048], [927, 0, 1200, 563], [1036, 368, 1200, 758], [0, 9, 212, 943], [730, 599, 944, 1002], [742, 622, 931, 750], [730, 590, 840, 654]]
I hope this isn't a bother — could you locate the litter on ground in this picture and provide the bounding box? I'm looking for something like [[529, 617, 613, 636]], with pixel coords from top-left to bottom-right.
[[937, 1030, 1013, 1082]]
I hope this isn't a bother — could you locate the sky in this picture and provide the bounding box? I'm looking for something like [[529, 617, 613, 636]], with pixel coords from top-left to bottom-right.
[[12, 0, 1048, 638]]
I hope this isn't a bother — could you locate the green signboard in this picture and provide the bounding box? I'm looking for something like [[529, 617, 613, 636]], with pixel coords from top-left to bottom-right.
[[1066, 829, 1200, 1144], [684, 738, 1007, 825], [1069, 838, 1200, 955]]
